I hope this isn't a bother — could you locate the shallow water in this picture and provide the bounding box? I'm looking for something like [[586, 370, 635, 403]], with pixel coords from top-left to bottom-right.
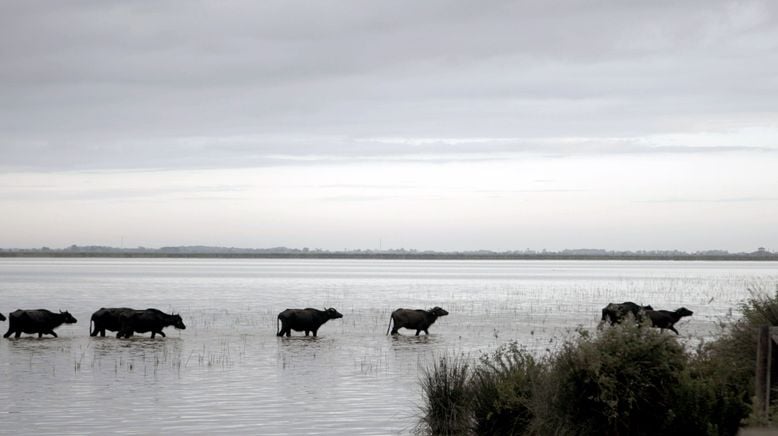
[[0, 258, 775, 434]]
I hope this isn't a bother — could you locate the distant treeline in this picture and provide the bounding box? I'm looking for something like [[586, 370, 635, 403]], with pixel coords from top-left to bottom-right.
[[1, 245, 776, 261]]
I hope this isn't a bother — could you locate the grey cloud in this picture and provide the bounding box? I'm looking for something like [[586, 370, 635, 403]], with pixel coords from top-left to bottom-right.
[[0, 183, 248, 202], [1, 0, 777, 171], [2, 133, 775, 171], [636, 196, 778, 204]]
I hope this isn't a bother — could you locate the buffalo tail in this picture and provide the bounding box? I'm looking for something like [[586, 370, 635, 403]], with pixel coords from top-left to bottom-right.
[[385, 315, 392, 335]]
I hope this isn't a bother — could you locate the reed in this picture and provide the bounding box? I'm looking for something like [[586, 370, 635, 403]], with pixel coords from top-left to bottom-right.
[[416, 353, 472, 436]]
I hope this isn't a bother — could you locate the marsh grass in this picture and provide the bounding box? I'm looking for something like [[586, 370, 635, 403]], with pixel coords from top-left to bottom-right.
[[534, 325, 687, 436], [416, 353, 472, 436], [470, 342, 540, 435], [417, 305, 774, 436]]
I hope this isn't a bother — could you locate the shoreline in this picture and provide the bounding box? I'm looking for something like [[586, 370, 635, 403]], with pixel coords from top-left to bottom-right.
[[1, 252, 777, 261]]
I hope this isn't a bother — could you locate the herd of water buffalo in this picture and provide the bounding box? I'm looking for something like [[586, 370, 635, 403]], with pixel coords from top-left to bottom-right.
[[0, 302, 692, 339], [599, 302, 694, 335]]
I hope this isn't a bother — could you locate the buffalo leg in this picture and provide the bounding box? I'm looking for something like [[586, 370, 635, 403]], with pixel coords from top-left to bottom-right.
[[670, 326, 679, 335], [100, 329, 106, 337], [415, 330, 420, 336], [50, 330, 57, 338], [390, 328, 399, 335], [158, 331, 166, 338], [151, 332, 156, 338], [312, 329, 318, 337], [39, 332, 43, 338], [305, 331, 309, 336], [285, 329, 291, 337], [3, 329, 11, 338], [424, 329, 429, 335], [15, 331, 21, 338]]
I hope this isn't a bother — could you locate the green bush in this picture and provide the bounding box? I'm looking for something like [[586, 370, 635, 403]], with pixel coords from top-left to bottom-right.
[[535, 325, 686, 436], [470, 341, 541, 435], [417, 353, 472, 435], [669, 359, 749, 436], [682, 285, 778, 432], [418, 284, 778, 435]]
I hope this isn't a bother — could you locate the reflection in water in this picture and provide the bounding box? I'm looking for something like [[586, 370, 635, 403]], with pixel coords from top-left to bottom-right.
[[390, 333, 441, 347], [0, 258, 774, 434]]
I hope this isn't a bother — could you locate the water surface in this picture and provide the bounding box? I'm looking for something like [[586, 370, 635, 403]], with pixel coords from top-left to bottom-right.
[[0, 259, 774, 434]]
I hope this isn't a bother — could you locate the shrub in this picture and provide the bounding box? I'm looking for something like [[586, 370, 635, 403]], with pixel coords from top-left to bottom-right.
[[535, 324, 686, 436], [470, 341, 541, 435], [682, 284, 778, 432], [417, 283, 778, 435], [669, 358, 749, 436], [417, 354, 472, 435]]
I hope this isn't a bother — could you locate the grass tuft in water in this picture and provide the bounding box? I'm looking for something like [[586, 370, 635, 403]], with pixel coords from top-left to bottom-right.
[[416, 353, 472, 435]]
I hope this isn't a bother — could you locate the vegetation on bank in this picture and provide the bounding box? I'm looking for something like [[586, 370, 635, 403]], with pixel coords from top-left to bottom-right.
[[418, 287, 778, 435], [2, 245, 777, 261]]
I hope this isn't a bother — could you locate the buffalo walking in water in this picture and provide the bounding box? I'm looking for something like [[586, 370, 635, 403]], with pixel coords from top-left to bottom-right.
[[276, 308, 343, 337], [386, 307, 449, 336], [599, 302, 653, 327], [645, 307, 694, 335], [116, 308, 186, 339], [90, 307, 135, 337], [3, 309, 77, 338]]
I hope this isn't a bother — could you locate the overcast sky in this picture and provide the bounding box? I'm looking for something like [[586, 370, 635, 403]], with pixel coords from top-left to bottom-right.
[[1, 1, 777, 251]]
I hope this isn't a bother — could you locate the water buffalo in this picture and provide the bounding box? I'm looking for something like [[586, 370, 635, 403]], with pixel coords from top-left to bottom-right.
[[599, 302, 653, 327], [0, 313, 5, 322], [386, 307, 449, 336], [645, 307, 694, 335], [276, 308, 343, 337], [3, 309, 77, 338], [116, 308, 186, 339], [90, 307, 135, 337]]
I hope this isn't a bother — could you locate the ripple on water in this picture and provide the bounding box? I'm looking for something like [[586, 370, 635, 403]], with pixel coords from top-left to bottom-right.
[[0, 258, 774, 434]]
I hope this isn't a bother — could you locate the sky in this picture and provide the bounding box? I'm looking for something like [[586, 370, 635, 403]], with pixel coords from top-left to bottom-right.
[[1, 0, 777, 252]]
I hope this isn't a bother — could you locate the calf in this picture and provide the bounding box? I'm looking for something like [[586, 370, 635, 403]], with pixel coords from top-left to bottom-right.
[[3, 309, 77, 338], [645, 307, 694, 335], [600, 302, 653, 327], [387, 307, 449, 336], [276, 308, 343, 337]]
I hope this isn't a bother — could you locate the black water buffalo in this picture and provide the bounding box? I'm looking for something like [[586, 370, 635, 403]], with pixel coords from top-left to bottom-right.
[[599, 302, 653, 326], [3, 309, 77, 338], [645, 307, 694, 335], [386, 307, 449, 336], [116, 308, 186, 339], [276, 308, 343, 337], [0, 313, 5, 322], [90, 307, 135, 337]]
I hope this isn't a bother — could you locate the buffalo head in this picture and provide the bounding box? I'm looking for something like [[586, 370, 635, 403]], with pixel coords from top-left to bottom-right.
[[676, 307, 694, 317], [60, 310, 77, 324], [429, 307, 449, 317], [171, 314, 186, 330], [325, 308, 343, 320]]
